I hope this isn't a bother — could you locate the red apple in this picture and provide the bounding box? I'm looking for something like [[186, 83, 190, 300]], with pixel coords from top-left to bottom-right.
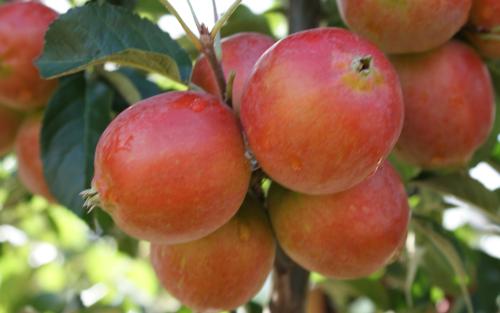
[[0, 104, 23, 156], [150, 196, 275, 312], [15, 115, 54, 201], [268, 162, 410, 279], [241, 28, 404, 195], [93, 91, 251, 244], [0, 2, 58, 111], [336, 0, 471, 54], [466, 0, 500, 59], [191, 32, 275, 112], [392, 41, 495, 168]]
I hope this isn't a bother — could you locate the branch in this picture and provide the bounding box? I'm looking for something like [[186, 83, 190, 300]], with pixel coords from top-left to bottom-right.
[[269, 246, 310, 313], [288, 0, 322, 34]]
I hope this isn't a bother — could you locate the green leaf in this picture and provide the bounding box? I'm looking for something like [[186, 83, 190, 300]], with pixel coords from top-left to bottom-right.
[[134, 0, 169, 20], [412, 172, 500, 223], [472, 100, 500, 165], [41, 74, 114, 219], [37, 2, 192, 82], [221, 5, 273, 37], [472, 252, 500, 312], [412, 216, 474, 313], [389, 153, 421, 182]]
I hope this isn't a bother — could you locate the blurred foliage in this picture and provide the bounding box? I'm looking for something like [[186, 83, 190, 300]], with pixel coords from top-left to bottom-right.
[[1, 0, 500, 313]]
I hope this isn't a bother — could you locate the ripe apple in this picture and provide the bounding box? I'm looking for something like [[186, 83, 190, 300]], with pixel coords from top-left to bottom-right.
[[191, 32, 275, 112], [15, 115, 54, 201], [0, 2, 58, 111], [93, 91, 251, 244], [392, 41, 495, 168], [0, 104, 23, 156], [268, 162, 409, 279], [465, 0, 500, 59], [241, 27, 403, 195], [336, 0, 472, 54], [150, 196, 275, 312]]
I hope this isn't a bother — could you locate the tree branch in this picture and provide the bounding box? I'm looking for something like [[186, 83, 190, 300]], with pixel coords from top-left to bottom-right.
[[288, 0, 322, 34], [269, 246, 311, 313]]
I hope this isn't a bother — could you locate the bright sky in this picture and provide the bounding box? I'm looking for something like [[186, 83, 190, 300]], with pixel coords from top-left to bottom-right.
[[42, 0, 276, 38], [157, 0, 275, 38]]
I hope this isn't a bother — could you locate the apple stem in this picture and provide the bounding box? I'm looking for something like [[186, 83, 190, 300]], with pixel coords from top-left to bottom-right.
[[97, 69, 142, 105], [199, 24, 229, 105]]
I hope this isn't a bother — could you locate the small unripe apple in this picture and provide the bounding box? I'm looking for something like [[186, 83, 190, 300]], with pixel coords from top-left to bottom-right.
[[465, 0, 500, 59], [93, 91, 251, 244], [241, 27, 403, 195], [392, 41, 495, 168], [0, 2, 58, 111], [0, 104, 23, 156], [336, 0, 471, 54], [191, 32, 275, 112], [150, 196, 275, 312], [268, 162, 409, 279], [15, 115, 54, 201]]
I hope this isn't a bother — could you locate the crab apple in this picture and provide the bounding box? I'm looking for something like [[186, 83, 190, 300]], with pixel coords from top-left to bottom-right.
[[15, 115, 54, 201], [150, 196, 275, 312], [0, 104, 23, 156], [191, 32, 275, 112], [336, 0, 471, 54], [241, 28, 404, 195], [0, 2, 58, 111], [93, 91, 251, 244], [466, 0, 500, 59], [268, 162, 410, 279], [392, 41, 495, 169]]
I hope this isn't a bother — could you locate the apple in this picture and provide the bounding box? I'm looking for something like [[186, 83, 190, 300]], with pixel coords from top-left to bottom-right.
[[241, 27, 404, 195], [268, 162, 409, 279], [0, 2, 58, 111], [93, 91, 251, 244], [150, 196, 275, 312], [392, 41, 495, 168], [465, 0, 500, 59], [15, 115, 54, 201], [192, 32, 275, 113], [336, 0, 471, 54], [0, 104, 23, 156]]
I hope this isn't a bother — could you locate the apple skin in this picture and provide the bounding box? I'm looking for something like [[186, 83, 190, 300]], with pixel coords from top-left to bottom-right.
[[191, 32, 275, 113], [15, 115, 54, 201], [240, 27, 404, 195], [465, 0, 500, 59], [150, 196, 275, 313], [268, 161, 409, 280], [336, 0, 471, 54], [0, 104, 23, 156], [392, 41, 495, 169], [0, 2, 58, 111], [93, 91, 251, 244]]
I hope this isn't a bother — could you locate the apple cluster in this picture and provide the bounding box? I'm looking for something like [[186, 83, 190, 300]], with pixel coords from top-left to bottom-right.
[[0, 2, 58, 200], [0, 0, 498, 312]]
